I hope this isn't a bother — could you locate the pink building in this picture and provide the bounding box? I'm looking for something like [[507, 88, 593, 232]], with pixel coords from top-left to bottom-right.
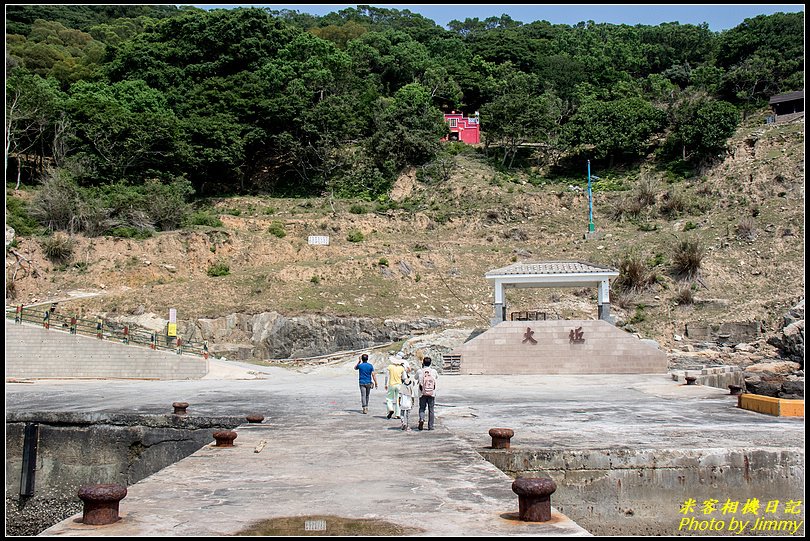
[[442, 111, 480, 144]]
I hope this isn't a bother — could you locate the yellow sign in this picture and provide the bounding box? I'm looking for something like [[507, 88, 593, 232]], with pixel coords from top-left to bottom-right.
[[167, 323, 177, 337]]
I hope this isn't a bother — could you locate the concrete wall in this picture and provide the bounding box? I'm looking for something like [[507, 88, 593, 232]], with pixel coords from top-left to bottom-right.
[[480, 447, 805, 536], [450, 320, 667, 374], [5, 412, 244, 536], [5, 320, 208, 380]]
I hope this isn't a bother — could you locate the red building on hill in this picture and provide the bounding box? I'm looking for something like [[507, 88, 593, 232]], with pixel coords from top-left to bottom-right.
[[442, 111, 480, 144]]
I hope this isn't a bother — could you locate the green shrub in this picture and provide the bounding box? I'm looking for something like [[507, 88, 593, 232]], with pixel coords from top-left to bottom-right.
[[207, 262, 230, 277], [349, 204, 367, 214], [683, 221, 697, 231], [185, 211, 223, 228], [268, 221, 286, 238], [660, 189, 688, 217], [378, 257, 389, 267], [310, 275, 321, 284], [5, 196, 42, 236], [414, 273, 421, 282], [110, 226, 152, 239], [226, 208, 242, 216], [628, 304, 647, 324], [40, 233, 75, 264], [671, 238, 705, 280], [346, 230, 364, 243]]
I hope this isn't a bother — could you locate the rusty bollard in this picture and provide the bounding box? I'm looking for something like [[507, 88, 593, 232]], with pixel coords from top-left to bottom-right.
[[489, 428, 515, 449], [685, 376, 697, 385], [172, 402, 189, 415], [213, 430, 237, 447], [77, 484, 127, 525], [246, 414, 265, 424], [728, 384, 743, 396], [512, 477, 557, 522]]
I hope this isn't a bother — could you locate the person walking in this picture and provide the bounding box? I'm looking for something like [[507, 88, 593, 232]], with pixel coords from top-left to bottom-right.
[[417, 356, 439, 431], [385, 353, 406, 419], [398, 369, 416, 431], [354, 353, 377, 414]]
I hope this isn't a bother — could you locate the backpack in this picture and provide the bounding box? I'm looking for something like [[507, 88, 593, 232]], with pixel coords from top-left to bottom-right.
[[421, 369, 436, 397]]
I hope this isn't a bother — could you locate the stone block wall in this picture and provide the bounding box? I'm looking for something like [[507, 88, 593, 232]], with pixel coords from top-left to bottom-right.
[[449, 320, 667, 374], [5, 320, 208, 380]]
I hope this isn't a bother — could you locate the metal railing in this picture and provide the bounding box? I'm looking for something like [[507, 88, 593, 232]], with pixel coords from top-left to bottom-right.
[[6, 305, 209, 359]]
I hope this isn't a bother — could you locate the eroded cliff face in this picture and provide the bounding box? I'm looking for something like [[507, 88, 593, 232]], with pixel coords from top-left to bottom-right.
[[116, 311, 448, 360]]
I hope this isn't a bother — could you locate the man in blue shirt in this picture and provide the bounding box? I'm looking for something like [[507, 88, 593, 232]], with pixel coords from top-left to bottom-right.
[[354, 354, 378, 414]]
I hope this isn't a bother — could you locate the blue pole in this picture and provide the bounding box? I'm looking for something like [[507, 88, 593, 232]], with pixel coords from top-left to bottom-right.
[[587, 160, 595, 232]]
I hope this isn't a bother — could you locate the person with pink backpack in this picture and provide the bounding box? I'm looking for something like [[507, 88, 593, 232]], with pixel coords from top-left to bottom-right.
[[416, 357, 438, 431]]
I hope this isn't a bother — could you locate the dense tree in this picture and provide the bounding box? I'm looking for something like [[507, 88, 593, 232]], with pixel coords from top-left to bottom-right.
[[3, 6, 803, 203]]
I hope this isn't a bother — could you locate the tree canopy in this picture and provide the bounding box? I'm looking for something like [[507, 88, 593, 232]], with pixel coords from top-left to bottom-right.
[[5, 6, 804, 202]]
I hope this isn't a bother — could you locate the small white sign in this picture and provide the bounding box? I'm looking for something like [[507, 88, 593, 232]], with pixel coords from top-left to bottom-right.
[[308, 235, 330, 245], [169, 308, 177, 323]]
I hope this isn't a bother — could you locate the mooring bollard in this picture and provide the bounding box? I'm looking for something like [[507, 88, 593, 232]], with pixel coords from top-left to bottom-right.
[[489, 428, 515, 449], [512, 477, 557, 522], [213, 430, 237, 447], [685, 376, 697, 385], [77, 483, 127, 525], [172, 402, 189, 415], [246, 414, 265, 424], [728, 384, 743, 396]]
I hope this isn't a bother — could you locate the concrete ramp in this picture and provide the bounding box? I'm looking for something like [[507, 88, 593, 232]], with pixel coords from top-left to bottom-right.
[[5, 320, 208, 380], [447, 320, 667, 375]]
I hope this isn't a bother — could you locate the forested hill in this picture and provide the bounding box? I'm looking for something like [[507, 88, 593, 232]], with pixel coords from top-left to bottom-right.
[[5, 5, 804, 233]]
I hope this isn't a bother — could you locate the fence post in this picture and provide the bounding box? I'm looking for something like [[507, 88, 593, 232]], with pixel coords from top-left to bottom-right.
[[96, 318, 103, 339], [70, 316, 77, 334], [203, 341, 209, 359], [123, 326, 129, 344], [43, 311, 50, 329], [15, 305, 23, 324]]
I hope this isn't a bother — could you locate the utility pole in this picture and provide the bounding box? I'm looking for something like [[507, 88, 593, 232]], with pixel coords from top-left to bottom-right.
[[587, 160, 595, 233]]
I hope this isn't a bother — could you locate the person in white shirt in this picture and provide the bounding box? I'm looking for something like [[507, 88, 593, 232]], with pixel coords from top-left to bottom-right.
[[416, 356, 438, 431]]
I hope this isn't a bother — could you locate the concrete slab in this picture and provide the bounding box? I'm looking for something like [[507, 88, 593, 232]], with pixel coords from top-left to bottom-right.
[[7, 359, 804, 536]]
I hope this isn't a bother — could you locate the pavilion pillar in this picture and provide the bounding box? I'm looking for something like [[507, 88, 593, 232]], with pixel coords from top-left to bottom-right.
[[492, 280, 507, 326], [597, 279, 612, 323]]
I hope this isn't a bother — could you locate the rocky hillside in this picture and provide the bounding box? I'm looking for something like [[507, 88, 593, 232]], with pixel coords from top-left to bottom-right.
[[5, 114, 805, 391]]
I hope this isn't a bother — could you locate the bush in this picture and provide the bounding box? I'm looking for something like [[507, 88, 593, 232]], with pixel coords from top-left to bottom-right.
[[736, 217, 757, 240], [310, 275, 321, 284], [672, 238, 705, 280], [614, 253, 654, 292], [185, 211, 223, 228], [635, 176, 658, 207], [268, 221, 286, 238], [207, 262, 230, 277], [349, 204, 367, 214], [346, 230, 364, 243], [110, 226, 152, 239], [40, 233, 75, 264], [609, 196, 644, 222], [5, 196, 42, 236], [674, 285, 695, 305], [378, 257, 389, 267], [683, 221, 697, 231], [660, 189, 688, 217], [30, 170, 86, 232]]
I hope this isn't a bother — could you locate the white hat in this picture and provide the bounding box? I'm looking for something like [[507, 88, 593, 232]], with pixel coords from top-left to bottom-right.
[[392, 353, 406, 364]]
